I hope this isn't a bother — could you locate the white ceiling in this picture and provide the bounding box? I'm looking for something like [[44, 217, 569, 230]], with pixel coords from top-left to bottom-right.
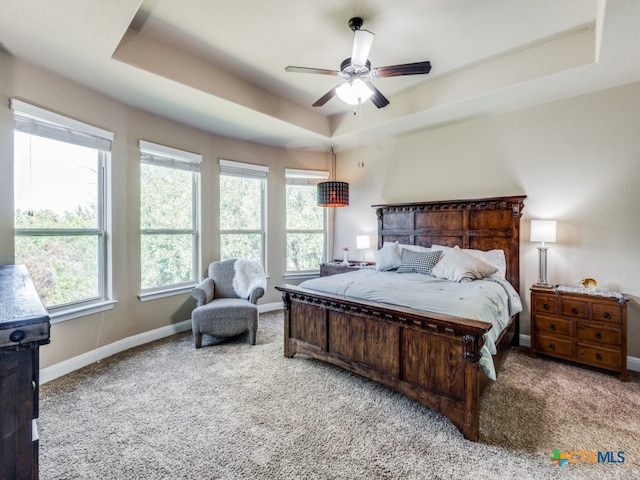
[[2, 0, 639, 152]]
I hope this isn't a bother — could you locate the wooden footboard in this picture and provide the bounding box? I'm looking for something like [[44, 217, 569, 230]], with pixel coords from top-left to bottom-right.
[[276, 284, 504, 442]]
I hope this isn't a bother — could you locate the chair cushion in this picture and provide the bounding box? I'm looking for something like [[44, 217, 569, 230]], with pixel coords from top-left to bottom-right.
[[193, 298, 257, 317], [192, 298, 258, 338]]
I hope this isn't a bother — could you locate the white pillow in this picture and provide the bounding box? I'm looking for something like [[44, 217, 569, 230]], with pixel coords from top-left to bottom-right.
[[375, 242, 401, 271], [431, 246, 499, 282], [431, 244, 506, 279]]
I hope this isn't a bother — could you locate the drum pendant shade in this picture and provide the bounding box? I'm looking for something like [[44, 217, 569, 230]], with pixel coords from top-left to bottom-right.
[[317, 181, 349, 207]]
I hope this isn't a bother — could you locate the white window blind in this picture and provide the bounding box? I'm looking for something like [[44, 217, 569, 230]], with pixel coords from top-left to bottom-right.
[[220, 159, 268, 179], [140, 140, 202, 171], [11, 98, 113, 151], [285, 168, 329, 186]]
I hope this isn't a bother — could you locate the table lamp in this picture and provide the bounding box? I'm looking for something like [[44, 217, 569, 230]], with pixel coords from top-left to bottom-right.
[[356, 235, 370, 264]]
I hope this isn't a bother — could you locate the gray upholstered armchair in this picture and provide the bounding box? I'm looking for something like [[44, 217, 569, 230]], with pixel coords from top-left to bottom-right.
[[190, 259, 266, 349]]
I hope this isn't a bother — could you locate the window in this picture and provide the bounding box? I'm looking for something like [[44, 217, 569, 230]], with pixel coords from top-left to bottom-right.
[[219, 160, 268, 266], [285, 169, 328, 272], [140, 141, 201, 293], [12, 99, 113, 312]]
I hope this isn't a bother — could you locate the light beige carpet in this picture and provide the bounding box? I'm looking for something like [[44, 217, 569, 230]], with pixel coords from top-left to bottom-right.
[[39, 311, 639, 479]]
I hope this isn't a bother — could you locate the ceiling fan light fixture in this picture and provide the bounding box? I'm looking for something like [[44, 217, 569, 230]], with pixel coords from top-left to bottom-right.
[[336, 78, 373, 105]]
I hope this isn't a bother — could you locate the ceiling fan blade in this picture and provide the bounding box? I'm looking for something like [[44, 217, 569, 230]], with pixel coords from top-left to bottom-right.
[[285, 66, 339, 76], [312, 87, 337, 107], [365, 82, 390, 109], [351, 30, 375, 67], [371, 61, 432, 78]]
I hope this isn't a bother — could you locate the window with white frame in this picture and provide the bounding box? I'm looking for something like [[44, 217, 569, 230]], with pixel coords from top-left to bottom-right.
[[285, 169, 328, 272], [219, 159, 267, 266], [12, 99, 113, 311], [140, 140, 201, 293]]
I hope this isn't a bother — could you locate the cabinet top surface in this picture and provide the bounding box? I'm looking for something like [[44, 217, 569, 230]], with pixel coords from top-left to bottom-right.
[[0, 265, 50, 327], [531, 284, 626, 303]]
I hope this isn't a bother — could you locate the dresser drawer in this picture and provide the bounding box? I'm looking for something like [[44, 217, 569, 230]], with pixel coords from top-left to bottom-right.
[[533, 295, 558, 315], [534, 315, 573, 337], [576, 344, 622, 371], [534, 334, 574, 359], [561, 299, 588, 319], [592, 303, 622, 324], [576, 323, 621, 347]]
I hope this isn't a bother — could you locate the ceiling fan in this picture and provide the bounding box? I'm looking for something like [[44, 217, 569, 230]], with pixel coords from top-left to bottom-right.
[[285, 17, 431, 109]]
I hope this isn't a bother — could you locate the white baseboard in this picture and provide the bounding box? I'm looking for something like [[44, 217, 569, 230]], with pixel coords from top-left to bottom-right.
[[40, 302, 284, 385], [519, 334, 639, 373], [259, 302, 283, 313], [43, 309, 634, 385]]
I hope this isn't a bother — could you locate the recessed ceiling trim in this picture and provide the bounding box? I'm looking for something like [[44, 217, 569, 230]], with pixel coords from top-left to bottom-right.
[[112, 28, 332, 138]]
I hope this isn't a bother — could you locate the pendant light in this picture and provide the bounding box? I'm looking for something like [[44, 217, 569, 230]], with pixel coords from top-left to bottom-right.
[[317, 146, 349, 207]]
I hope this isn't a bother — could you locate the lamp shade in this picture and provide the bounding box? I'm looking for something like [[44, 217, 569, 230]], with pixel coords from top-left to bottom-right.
[[356, 235, 370, 250], [530, 220, 557, 243], [317, 181, 349, 207], [336, 79, 373, 105]]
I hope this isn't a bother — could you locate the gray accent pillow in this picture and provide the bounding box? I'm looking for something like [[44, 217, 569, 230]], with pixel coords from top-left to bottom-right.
[[397, 249, 442, 275]]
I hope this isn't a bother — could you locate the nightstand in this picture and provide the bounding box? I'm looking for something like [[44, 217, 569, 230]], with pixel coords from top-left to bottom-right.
[[530, 285, 628, 381], [320, 262, 374, 277]]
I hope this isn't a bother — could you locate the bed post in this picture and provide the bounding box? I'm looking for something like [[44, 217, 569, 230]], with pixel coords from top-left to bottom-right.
[[376, 208, 384, 248], [462, 333, 483, 441], [280, 291, 294, 358]]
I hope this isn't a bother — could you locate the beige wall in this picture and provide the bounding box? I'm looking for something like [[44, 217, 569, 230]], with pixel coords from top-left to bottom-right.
[[2, 51, 639, 368], [333, 81, 640, 356], [0, 53, 328, 368]]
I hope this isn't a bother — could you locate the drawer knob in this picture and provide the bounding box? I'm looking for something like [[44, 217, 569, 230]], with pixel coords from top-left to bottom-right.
[[543, 303, 550, 310], [595, 331, 602, 339], [550, 323, 556, 331], [9, 329, 26, 343], [603, 312, 611, 319], [595, 353, 603, 361], [571, 307, 578, 315], [549, 342, 556, 350]]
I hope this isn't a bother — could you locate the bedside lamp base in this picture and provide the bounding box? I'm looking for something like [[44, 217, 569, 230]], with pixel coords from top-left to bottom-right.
[[536, 245, 553, 288]]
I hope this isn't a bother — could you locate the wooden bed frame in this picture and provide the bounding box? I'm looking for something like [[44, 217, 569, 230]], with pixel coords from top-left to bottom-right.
[[275, 195, 526, 441]]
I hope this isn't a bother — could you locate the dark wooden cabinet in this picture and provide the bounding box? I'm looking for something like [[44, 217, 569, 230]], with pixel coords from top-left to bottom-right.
[[319, 262, 374, 277], [0, 265, 51, 479], [530, 286, 627, 381]]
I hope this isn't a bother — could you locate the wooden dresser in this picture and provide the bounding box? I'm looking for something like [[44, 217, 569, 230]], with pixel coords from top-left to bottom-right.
[[530, 285, 627, 381], [0, 265, 51, 479]]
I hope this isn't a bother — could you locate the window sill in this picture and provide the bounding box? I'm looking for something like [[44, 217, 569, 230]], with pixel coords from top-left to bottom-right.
[[50, 300, 117, 324], [283, 271, 320, 280], [138, 284, 196, 302]]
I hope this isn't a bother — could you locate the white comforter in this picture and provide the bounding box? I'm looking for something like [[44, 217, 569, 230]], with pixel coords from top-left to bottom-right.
[[299, 270, 523, 380]]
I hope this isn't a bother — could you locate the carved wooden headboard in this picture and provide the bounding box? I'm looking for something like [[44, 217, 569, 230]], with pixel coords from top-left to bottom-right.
[[373, 195, 526, 291]]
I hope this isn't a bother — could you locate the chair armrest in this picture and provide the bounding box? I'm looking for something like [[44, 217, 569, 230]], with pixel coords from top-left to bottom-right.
[[192, 277, 214, 307], [248, 287, 265, 305]]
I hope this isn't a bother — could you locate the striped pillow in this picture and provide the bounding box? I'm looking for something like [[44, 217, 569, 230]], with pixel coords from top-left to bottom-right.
[[397, 249, 442, 275]]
